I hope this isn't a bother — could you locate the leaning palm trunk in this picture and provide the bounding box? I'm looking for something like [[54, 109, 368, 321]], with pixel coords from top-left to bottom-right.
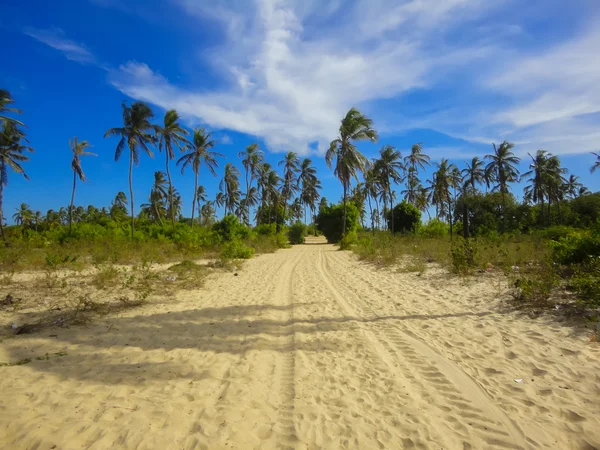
[[165, 152, 175, 230], [389, 187, 394, 234], [367, 195, 374, 236], [129, 147, 135, 239], [69, 170, 76, 234]]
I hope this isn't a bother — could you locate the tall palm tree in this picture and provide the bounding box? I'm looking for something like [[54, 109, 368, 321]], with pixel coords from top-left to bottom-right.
[[263, 169, 281, 225], [69, 137, 95, 233], [200, 201, 216, 226], [563, 175, 584, 199], [363, 168, 380, 234], [157, 109, 189, 230], [166, 186, 183, 221], [403, 143, 429, 205], [523, 150, 566, 225], [0, 90, 24, 127], [299, 158, 319, 224], [177, 128, 221, 227], [220, 163, 242, 216], [374, 145, 404, 233], [104, 102, 157, 238], [485, 141, 520, 233], [462, 156, 485, 191], [415, 185, 432, 220], [0, 121, 33, 244], [431, 159, 456, 232], [238, 143, 263, 224], [279, 151, 300, 225], [326, 107, 378, 235]]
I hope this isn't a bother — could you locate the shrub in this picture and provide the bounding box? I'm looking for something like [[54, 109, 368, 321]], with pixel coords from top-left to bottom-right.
[[316, 203, 359, 243], [339, 231, 358, 250], [288, 222, 307, 245], [254, 223, 277, 236], [450, 237, 476, 275], [221, 240, 255, 259], [571, 258, 600, 307], [213, 215, 250, 242], [419, 219, 448, 238], [535, 225, 578, 241], [386, 201, 421, 234]]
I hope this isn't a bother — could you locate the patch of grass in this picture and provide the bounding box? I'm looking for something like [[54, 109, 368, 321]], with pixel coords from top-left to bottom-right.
[[92, 265, 122, 289]]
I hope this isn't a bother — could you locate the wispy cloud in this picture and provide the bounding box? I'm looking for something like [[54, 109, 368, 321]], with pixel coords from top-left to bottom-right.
[[23, 27, 96, 64]]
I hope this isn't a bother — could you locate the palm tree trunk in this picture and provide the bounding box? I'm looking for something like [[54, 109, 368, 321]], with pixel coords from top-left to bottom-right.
[[0, 170, 7, 247], [129, 148, 135, 239], [191, 171, 198, 227], [374, 197, 380, 231], [342, 182, 347, 236], [243, 169, 250, 225], [501, 187, 506, 234], [69, 171, 76, 234], [389, 186, 394, 234], [154, 203, 163, 226], [448, 199, 453, 239], [166, 152, 175, 231], [367, 195, 374, 236]]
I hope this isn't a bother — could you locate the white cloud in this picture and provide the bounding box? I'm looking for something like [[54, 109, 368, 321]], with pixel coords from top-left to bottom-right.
[[23, 27, 96, 64]]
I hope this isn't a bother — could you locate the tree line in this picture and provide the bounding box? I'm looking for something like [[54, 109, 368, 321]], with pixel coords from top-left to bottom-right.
[[1, 88, 598, 244]]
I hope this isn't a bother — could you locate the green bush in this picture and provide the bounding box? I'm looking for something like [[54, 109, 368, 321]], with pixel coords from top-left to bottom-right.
[[254, 223, 277, 236], [213, 215, 250, 242], [571, 258, 600, 306], [316, 202, 359, 244], [419, 219, 448, 238], [221, 240, 255, 259], [450, 237, 476, 275], [535, 225, 578, 241], [288, 222, 307, 245], [339, 230, 358, 250], [386, 201, 421, 234]]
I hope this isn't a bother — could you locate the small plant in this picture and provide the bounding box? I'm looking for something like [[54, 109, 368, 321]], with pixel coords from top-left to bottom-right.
[[451, 238, 476, 275], [92, 265, 121, 289], [339, 231, 358, 250], [221, 240, 255, 259], [288, 222, 307, 245]]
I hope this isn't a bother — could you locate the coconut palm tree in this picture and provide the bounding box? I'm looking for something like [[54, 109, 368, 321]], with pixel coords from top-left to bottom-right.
[[264, 169, 281, 225], [374, 145, 404, 233], [403, 143, 429, 205], [104, 102, 157, 238], [177, 128, 222, 227], [462, 156, 485, 191], [195, 185, 208, 222], [523, 150, 567, 225], [200, 201, 216, 226], [0, 121, 33, 244], [326, 107, 378, 235], [299, 158, 319, 224], [563, 175, 584, 199], [363, 168, 381, 234], [415, 185, 432, 220], [485, 141, 520, 232], [13, 203, 33, 228], [238, 143, 263, 224], [0, 90, 24, 127], [68, 137, 95, 233], [279, 151, 300, 225], [431, 159, 456, 232], [157, 109, 190, 230], [166, 186, 183, 221], [220, 163, 242, 216]]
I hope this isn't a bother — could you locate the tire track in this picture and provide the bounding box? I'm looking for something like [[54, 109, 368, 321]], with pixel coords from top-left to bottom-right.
[[273, 246, 306, 450], [320, 247, 529, 449]]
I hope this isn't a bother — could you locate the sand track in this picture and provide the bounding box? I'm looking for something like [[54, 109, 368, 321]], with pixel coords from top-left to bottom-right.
[[1, 239, 599, 449]]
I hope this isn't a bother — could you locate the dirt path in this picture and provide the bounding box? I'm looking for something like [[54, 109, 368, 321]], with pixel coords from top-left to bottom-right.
[[1, 239, 599, 449]]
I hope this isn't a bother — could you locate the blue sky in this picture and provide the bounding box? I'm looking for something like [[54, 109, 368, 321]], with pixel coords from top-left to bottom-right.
[[2, 0, 600, 221]]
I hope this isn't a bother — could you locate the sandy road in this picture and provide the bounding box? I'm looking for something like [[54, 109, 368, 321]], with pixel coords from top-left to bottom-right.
[[1, 239, 599, 449]]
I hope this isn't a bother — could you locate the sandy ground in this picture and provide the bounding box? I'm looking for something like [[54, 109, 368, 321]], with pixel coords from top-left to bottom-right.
[[1, 237, 599, 450]]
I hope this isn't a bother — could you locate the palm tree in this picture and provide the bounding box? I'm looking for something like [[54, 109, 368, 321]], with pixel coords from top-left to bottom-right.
[[523, 150, 566, 225], [13, 203, 34, 228], [299, 158, 319, 224], [177, 128, 221, 227], [148, 171, 169, 225], [415, 185, 432, 220], [200, 201, 216, 226], [279, 151, 300, 225], [462, 157, 485, 191], [485, 141, 520, 233], [157, 109, 189, 230], [374, 145, 404, 233], [104, 102, 157, 238], [363, 168, 380, 234], [403, 143, 429, 205], [591, 152, 600, 174], [563, 175, 584, 199], [69, 137, 95, 233], [220, 163, 242, 216], [431, 159, 456, 233], [166, 186, 183, 221], [238, 143, 263, 224], [0, 90, 24, 127], [0, 121, 33, 244], [326, 107, 378, 235], [260, 169, 281, 226]]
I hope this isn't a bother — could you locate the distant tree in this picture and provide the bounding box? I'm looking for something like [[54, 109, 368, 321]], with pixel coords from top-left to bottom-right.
[[238, 143, 263, 224], [374, 145, 404, 233], [13, 203, 34, 228], [279, 151, 300, 225], [485, 141, 520, 232], [403, 143, 429, 205], [220, 163, 242, 216], [386, 201, 421, 234], [177, 128, 221, 227], [157, 109, 189, 230], [105, 102, 157, 238], [69, 137, 95, 233], [326, 107, 378, 235], [111, 191, 128, 220], [591, 152, 600, 174], [462, 157, 485, 191]]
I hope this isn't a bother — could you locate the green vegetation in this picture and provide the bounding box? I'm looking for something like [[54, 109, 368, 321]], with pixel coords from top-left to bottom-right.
[[288, 221, 307, 245]]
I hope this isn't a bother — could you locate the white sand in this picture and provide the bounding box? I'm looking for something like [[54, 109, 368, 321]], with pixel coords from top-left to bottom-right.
[[1, 238, 599, 449]]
